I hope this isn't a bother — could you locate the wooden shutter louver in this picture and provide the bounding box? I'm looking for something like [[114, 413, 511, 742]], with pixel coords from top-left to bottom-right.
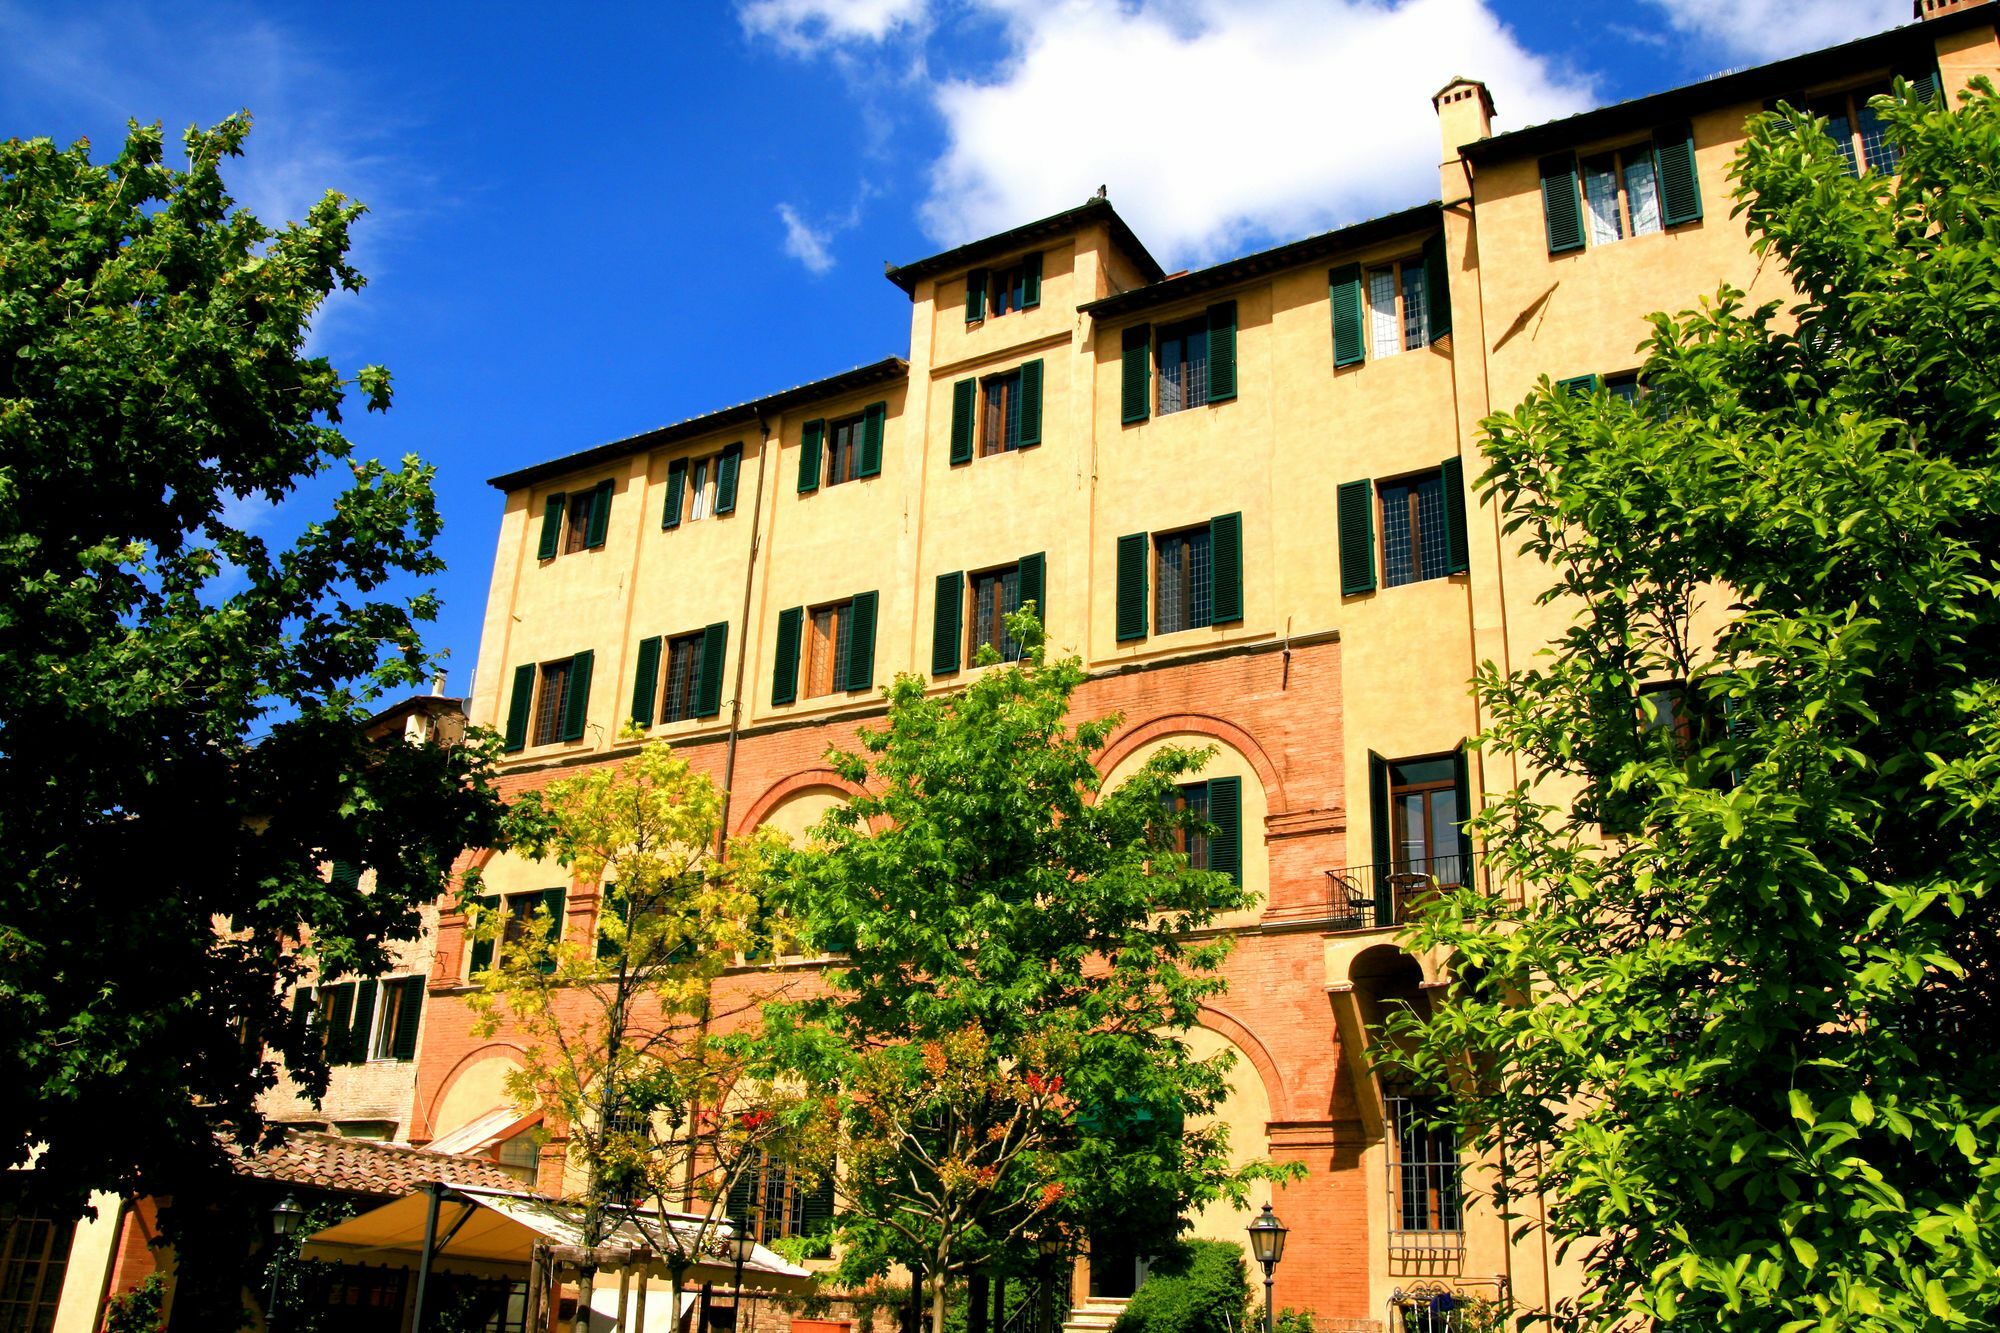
[[1209, 513, 1243, 623], [966, 269, 988, 322], [798, 419, 825, 493], [1337, 480, 1377, 596], [715, 444, 742, 514], [950, 379, 977, 465], [859, 402, 886, 478], [1206, 301, 1237, 402], [1440, 455, 1471, 576], [504, 663, 536, 752], [663, 461, 687, 530], [1540, 152, 1585, 254], [348, 980, 377, 1064], [631, 637, 661, 728], [1451, 745, 1474, 866], [932, 572, 964, 675], [1017, 360, 1044, 448], [1116, 533, 1149, 641], [1018, 551, 1045, 626], [329, 860, 362, 892], [1422, 233, 1452, 341], [772, 607, 803, 706], [537, 494, 565, 561], [696, 622, 728, 717], [1557, 374, 1599, 396], [561, 650, 593, 743], [1121, 325, 1151, 425], [391, 976, 424, 1061], [321, 983, 355, 1065], [467, 909, 495, 976], [1207, 775, 1243, 887], [534, 889, 566, 973], [585, 481, 613, 549], [845, 591, 878, 693], [1330, 265, 1366, 367], [1368, 755, 1391, 927], [1653, 123, 1703, 227], [1022, 253, 1042, 308]]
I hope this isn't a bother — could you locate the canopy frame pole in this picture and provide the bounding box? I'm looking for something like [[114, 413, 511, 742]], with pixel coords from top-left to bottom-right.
[[410, 1181, 444, 1333]]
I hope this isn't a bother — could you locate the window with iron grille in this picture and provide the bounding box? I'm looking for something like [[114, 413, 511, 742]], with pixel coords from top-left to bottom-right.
[[1388, 1094, 1463, 1234], [660, 631, 707, 723], [531, 658, 575, 747], [980, 371, 1025, 455], [969, 565, 1024, 662], [1157, 316, 1211, 415], [727, 1148, 833, 1244], [0, 1198, 73, 1333], [824, 413, 864, 487], [1380, 471, 1449, 588], [1365, 259, 1431, 359], [1154, 527, 1213, 634], [807, 599, 856, 699]]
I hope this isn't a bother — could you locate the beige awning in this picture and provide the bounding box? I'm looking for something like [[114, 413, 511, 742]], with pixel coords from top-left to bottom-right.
[[300, 1185, 816, 1294], [424, 1107, 539, 1156]]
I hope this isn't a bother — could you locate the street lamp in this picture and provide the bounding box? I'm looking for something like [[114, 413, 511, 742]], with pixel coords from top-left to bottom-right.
[[266, 1195, 306, 1330], [729, 1215, 758, 1328], [1246, 1203, 1288, 1333]]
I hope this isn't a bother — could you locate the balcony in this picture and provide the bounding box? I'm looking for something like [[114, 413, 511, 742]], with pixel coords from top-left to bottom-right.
[[1322, 852, 1516, 934]]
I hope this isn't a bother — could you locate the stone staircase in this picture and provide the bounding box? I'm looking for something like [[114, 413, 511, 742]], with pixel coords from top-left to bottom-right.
[[1059, 1297, 1131, 1333]]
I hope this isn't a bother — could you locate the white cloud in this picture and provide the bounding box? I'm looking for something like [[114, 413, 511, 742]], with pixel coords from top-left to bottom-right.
[[1638, 0, 1887, 65], [917, 0, 1596, 264], [739, 0, 932, 53], [778, 203, 840, 273]]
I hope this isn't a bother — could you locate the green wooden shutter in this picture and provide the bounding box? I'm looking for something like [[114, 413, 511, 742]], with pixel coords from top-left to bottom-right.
[[1022, 253, 1042, 308], [714, 444, 742, 515], [772, 607, 803, 706], [1209, 513, 1243, 623], [696, 622, 728, 718], [585, 481, 613, 549], [1440, 455, 1470, 576], [1016, 361, 1043, 448], [844, 591, 878, 693], [950, 379, 977, 465], [630, 636, 661, 728], [349, 979, 378, 1063], [1207, 776, 1242, 888], [932, 572, 964, 675], [965, 269, 988, 322], [1653, 123, 1703, 227], [1422, 232, 1452, 341], [1337, 480, 1377, 596], [537, 494, 565, 560], [1330, 265, 1365, 368], [1539, 152, 1585, 254], [504, 663, 536, 752], [1557, 374, 1599, 396], [329, 860, 362, 892], [391, 976, 424, 1061], [1121, 325, 1151, 424], [1017, 551, 1045, 625], [1116, 532, 1149, 641], [468, 908, 495, 976], [560, 650, 593, 743], [1369, 754, 1392, 927], [800, 1161, 835, 1235], [1451, 745, 1473, 870], [535, 889, 566, 973], [662, 461, 687, 531], [726, 1159, 759, 1226], [1206, 301, 1237, 402], [321, 983, 355, 1064], [798, 419, 824, 493], [1910, 68, 1942, 104], [859, 402, 886, 478]]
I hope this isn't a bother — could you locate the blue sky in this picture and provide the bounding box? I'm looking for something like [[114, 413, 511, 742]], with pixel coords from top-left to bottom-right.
[[0, 0, 1892, 703]]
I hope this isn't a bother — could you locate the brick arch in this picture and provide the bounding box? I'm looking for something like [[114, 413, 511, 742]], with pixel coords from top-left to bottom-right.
[[420, 1040, 528, 1141], [1198, 1002, 1293, 1122], [732, 767, 867, 836], [1097, 713, 1288, 811]]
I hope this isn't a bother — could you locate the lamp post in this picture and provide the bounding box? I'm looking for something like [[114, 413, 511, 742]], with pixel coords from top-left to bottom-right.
[[1245, 1203, 1288, 1333], [265, 1194, 306, 1331], [729, 1215, 758, 1331]]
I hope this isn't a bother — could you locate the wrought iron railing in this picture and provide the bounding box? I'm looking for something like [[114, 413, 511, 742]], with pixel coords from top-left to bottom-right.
[[1322, 852, 1514, 934]]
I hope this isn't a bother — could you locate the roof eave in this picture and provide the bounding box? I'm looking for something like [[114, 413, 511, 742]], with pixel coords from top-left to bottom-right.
[[884, 197, 1166, 297]]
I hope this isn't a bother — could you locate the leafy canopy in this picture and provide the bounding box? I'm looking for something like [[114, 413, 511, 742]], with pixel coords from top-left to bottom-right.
[[0, 116, 507, 1213], [1388, 81, 2000, 1332]]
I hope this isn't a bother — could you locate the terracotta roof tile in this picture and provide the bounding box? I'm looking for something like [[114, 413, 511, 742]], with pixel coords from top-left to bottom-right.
[[231, 1128, 526, 1199]]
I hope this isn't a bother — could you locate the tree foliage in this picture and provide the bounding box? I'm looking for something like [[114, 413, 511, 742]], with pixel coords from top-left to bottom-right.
[[758, 611, 1289, 1330], [1388, 82, 2000, 1331], [0, 115, 507, 1215]]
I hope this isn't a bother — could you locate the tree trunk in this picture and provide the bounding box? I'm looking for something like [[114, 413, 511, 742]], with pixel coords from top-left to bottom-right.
[[930, 1268, 949, 1333], [969, 1272, 988, 1333]]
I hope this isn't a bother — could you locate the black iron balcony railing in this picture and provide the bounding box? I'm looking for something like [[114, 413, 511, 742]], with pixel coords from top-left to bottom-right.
[[1323, 852, 1516, 934]]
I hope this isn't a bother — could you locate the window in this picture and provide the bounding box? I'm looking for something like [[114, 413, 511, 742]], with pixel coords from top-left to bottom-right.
[[0, 1198, 73, 1332], [1154, 527, 1213, 634], [496, 1132, 541, 1186], [662, 445, 741, 530], [1380, 471, 1450, 588], [1365, 259, 1430, 359], [502, 651, 593, 753], [536, 480, 612, 560], [797, 404, 885, 493], [1149, 775, 1243, 886], [1387, 757, 1465, 887], [771, 593, 876, 705], [368, 976, 425, 1062], [949, 364, 1042, 463], [969, 566, 1024, 662], [1639, 680, 1698, 759], [1580, 145, 1662, 246], [1119, 302, 1237, 425], [467, 889, 567, 977], [1387, 1094, 1463, 1235], [661, 631, 707, 723], [1811, 82, 1902, 175], [688, 458, 712, 521], [1158, 316, 1211, 415], [1604, 370, 1643, 403], [931, 556, 1042, 675], [631, 624, 726, 728], [824, 413, 863, 487], [807, 600, 856, 699], [965, 252, 1042, 321], [727, 1148, 834, 1244], [1162, 782, 1211, 870]]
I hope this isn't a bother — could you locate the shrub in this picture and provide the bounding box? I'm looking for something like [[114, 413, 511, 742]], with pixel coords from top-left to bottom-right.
[[1112, 1240, 1251, 1333], [102, 1275, 166, 1333], [1273, 1308, 1316, 1333]]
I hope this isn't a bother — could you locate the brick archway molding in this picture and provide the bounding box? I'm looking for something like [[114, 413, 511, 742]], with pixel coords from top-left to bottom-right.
[[1197, 1002, 1293, 1124], [1097, 713, 1288, 812]]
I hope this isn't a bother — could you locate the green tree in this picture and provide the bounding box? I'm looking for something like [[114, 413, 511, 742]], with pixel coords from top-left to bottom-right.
[[758, 611, 1290, 1333], [469, 739, 821, 1323], [0, 115, 507, 1234], [1387, 82, 2000, 1330]]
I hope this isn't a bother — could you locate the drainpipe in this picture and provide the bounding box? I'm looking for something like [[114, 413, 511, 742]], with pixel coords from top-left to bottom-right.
[[716, 418, 773, 856]]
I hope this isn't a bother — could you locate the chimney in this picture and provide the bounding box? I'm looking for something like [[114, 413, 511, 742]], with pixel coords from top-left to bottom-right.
[[1916, 0, 1991, 17], [1434, 77, 1496, 156]]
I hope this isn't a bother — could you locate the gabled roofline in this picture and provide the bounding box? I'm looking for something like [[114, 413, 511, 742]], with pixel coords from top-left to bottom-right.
[[1464, 9, 1989, 164], [883, 196, 1166, 296], [485, 357, 909, 493], [1077, 202, 1443, 322]]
